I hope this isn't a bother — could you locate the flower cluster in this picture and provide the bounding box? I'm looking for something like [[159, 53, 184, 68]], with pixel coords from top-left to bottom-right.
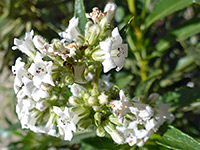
[[12, 3, 173, 147]]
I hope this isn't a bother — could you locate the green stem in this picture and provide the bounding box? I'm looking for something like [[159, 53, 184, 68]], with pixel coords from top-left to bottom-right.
[[93, 64, 102, 88], [134, 52, 147, 81], [127, 0, 136, 15]]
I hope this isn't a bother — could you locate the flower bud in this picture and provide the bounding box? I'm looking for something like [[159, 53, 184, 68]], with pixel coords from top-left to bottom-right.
[[109, 115, 121, 126], [94, 112, 102, 126], [148, 93, 159, 104], [104, 3, 117, 22], [88, 96, 99, 106], [92, 106, 102, 111], [96, 126, 105, 137], [98, 93, 108, 105], [125, 113, 136, 121], [83, 93, 90, 101], [91, 87, 100, 96], [92, 49, 105, 62], [104, 121, 124, 144], [71, 106, 90, 118], [86, 24, 101, 46], [77, 118, 92, 130], [33, 35, 47, 52], [68, 96, 84, 106]]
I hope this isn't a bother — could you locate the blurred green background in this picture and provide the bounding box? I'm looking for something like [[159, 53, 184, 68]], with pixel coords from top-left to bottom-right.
[[0, 0, 200, 149]]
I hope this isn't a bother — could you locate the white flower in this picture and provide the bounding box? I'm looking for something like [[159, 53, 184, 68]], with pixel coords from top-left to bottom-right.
[[110, 90, 132, 124], [93, 27, 128, 73], [104, 122, 124, 144], [59, 17, 82, 42], [16, 91, 37, 129], [53, 106, 76, 141], [12, 57, 28, 93], [98, 92, 108, 105], [28, 52, 55, 88], [22, 76, 49, 102], [130, 98, 154, 123], [104, 3, 117, 22], [33, 35, 55, 56], [12, 30, 36, 59], [54, 42, 77, 60], [116, 121, 150, 147], [69, 83, 86, 97]]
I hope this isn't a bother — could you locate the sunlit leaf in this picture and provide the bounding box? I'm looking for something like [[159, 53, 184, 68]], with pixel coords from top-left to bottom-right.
[[158, 126, 200, 150], [74, 0, 88, 34], [145, 0, 194, 28]]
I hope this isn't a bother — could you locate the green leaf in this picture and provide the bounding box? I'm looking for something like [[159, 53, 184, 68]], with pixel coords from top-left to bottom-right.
[[119, 16, 134, 39], [74, 0, 88, 34], [158, 126, 200, 150], [156, 18, 200, 52], [81, 137, 120, 150], [115, 72, 134, 89], [145, 0, 194, 28], [159, 86, 200, 108]]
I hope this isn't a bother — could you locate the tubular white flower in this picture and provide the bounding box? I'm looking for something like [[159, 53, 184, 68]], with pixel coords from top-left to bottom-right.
[[22, 76, 49, 101], [93, 27, 128, 73], [104, 2, 117, 22], [53, 106, 76, 141], [59, 17, 82, 42], [12, 30, 36, 59], [69, 83, 87, 97], [12, 57, 28, 93], [130, 98, 154, 123], [28, 52, 55, 88], [110, 90, 132, 124], [33, 35, 55, 56]]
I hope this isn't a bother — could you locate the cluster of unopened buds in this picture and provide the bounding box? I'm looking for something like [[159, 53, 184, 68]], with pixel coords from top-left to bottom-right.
[[12, 3, 174, 147]]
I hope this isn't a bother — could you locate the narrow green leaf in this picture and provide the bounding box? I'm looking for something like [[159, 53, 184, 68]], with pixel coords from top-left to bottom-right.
[[158, 126, 200, 150], [115, 72, 133, 89], [156, 18, 200, 52], [145, 0, 194, 28], [119, 16, 134, 39], [74, 0, 88, 34]]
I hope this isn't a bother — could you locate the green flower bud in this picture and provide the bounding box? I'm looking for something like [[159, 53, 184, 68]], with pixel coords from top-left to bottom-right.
[[87, 24, 101, 46], [92, 49, 105, 62], [91, 87, 100, 96], [65, 75, 74, 85], [77, 118, 92, 130], [125, 113, 136, 121], [96, 126, 105, 137], [92, 106, 102, 111], [88, 96, 99, 106], [94, 112, 102, 126], [68, 96, 84, 106], [109, 115, 121, 126], [83, 93, 90, 102], [104, 121, 124, 144], [100, 17, 109, 30], [71, 106, 90, 118]]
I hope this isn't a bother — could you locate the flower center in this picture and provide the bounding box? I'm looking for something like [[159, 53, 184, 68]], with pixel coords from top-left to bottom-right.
[[111, 47, 124, 57]]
